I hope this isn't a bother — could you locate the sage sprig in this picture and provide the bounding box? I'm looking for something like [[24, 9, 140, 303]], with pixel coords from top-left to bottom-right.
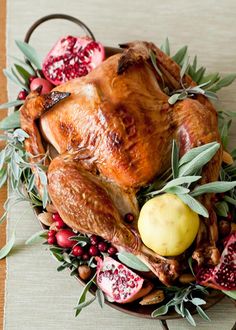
[[159, 38, 236, 104], [143, 141, 236, 217], [152, 284, 210, 326]]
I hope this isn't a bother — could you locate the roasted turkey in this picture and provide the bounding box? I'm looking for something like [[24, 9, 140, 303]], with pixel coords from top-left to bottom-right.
[[20, 41, 222, 285]]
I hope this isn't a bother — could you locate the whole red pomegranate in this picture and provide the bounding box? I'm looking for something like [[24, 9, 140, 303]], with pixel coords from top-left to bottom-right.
[[55, 229, 77, 248], [30, 77, 54, 94], [96, 257, 153, 303], [42, 36, 105, 85], [196, 232, 236, 290]]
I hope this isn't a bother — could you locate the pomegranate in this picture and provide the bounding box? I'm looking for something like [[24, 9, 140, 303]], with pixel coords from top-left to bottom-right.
[[196, 232, 236, 290], [96, 257, 152, 304], [42, 36, 105, 85], [55, 229, 77, 248], [30, 77, 54, 94]]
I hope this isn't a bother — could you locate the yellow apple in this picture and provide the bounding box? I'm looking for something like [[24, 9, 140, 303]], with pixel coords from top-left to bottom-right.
[[138, 193, 200, 256]]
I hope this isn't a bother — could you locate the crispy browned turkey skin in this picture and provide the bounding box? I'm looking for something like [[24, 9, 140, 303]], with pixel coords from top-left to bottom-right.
[[20, 41, 222, 286]]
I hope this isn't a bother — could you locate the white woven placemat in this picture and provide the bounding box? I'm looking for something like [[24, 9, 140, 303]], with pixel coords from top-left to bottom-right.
[[4, 0, 236, 329]]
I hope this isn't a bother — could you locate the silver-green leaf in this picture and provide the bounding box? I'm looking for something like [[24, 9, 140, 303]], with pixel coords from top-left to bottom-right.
[[191, 181, 236, 197], [25, 229, 48, 245], [15, 40, 42, 70], [0, 232, 16, 259], [178, 194, 209, 217], [117, 251, 149, 272]]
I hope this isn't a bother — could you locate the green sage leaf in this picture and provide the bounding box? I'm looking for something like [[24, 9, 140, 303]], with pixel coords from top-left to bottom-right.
[[196, 306, 211, 321], [180, 54, 189, 79], [117, 251, 149, 272], [0, 232, 16, 259], [172, 45, 188, 65], [10, 56, 36, 75], [191, 298, 206, 306], [215, 201, 229, 217], [0, 100, 24, 109], [96, 288, 105, 308], [14, 64, 31, 83], [25, 229, 48, 245], [3, 68, 29, 91], [191, 181, 236, 197], [15, 40, 42, 70], [179, 142, 219, 166], [151, 304, 169, 317], [165, 186, 190, 195], [161, 37, 170, 55], [223, 195, 236, 206], [179, 143, 220, 177], [185, 308, 196, 326], [0, 111, 20, 130], [178, 194, 209, 217], [222, 290, 236, 300], [209, 73, 236, 92], [75, 273, 96, 316], [171, 140, 179, 178]]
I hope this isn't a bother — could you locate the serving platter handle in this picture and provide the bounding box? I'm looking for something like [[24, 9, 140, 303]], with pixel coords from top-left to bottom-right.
[[24, 13, 96, 43]]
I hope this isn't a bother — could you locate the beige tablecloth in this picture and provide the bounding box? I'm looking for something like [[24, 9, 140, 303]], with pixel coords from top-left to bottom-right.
[[5, 0, 236, 329]]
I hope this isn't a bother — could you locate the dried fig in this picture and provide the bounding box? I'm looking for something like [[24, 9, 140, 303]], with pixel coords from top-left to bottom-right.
[[139, 289, 165, 305]]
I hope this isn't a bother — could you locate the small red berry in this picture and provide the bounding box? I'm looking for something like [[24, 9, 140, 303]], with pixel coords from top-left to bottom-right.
[[48, 230, 56, 237], [108, 246, 118, 256], [90, 234, 100, 245], [28, 76, 36, 84], [89, 245, 99, 256], [227, 213, 233, 221], [98, 241, 108, 252], [82, 253, 90, 261], [47, 236, 56, 245], [18, 90, 28, 100], [52, 213, 65, 229], [124, 213, 134, 223], [72, 245, 84, 257]]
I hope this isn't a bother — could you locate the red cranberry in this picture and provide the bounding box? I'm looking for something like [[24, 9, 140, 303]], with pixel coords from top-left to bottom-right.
[[98, 242, 108, 252], [90, 234, 100, 245], [227, 213, 233, 221], [108, 246, 118, 256], [52, 213, 65, 229], [47, 236, 56, 245], [124, 213, 134, 223], [72, 245, 84, 257], [48, 230, 56, 237], [89, 245, 99, 256], [82, 253, 90, 261], [28, 76, 36, 84], [18, 90, 28, 100]]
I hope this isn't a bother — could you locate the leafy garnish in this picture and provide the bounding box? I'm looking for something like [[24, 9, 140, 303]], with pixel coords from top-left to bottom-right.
[[117, 251, 150, 272], [152, 285, 210, 326]]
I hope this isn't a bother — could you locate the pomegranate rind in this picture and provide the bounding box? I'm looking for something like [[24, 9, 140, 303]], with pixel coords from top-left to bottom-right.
[[42, 36, 105, 85], [196, 232, 236, 290], [96, 257, 144, 304]]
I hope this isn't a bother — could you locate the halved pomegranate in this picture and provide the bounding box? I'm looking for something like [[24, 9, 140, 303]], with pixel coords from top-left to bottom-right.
[[96, 257, 153, 304], [42, 36, 105, 85], [196, 232, 236, 290]]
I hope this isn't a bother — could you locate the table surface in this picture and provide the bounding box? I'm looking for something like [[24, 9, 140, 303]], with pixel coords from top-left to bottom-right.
[[1, 0, 236, 329]]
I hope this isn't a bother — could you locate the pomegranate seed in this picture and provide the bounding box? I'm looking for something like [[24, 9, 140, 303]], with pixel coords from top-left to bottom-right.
[[72, 245, 84, 257], [98, 242, 108, 252], [124, 213, 134, 223], [108, 246, 118, 256], [18, 90, 28, 100], [82, 253, 90, 261], [52, 213, 65, 228], [47, 236, 56, 245], [90, 234, 100, 245], [48, 230, 56, 237], [89, 245, 99, 256]]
